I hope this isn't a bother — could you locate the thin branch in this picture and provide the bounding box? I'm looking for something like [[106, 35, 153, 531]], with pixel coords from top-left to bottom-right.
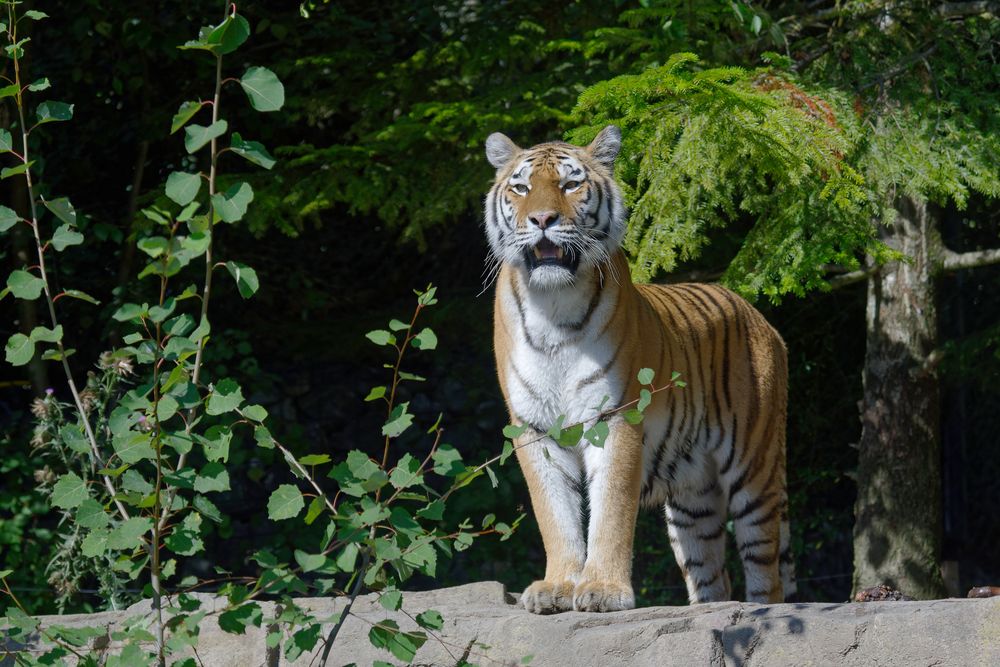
[[942, 247, 1000, 272], [827, 265, 877, 289], [662, 268, 724, 284], [859, 45, 937, 92], [7, 6, 130, 523], [318, 544, 372, 666], [937, 2, 999, 19]]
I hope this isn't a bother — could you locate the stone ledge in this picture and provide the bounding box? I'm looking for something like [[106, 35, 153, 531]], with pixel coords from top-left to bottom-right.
[[4, 581, 999, 666]]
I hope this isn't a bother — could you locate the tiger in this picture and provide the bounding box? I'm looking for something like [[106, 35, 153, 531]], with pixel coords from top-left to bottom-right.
[[484, 125, 795, 614]]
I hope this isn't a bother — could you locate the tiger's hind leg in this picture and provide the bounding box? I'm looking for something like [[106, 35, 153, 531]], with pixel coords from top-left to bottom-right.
[[726, 442, 786, 603], [664, 478, 732, 603], [779, 490, 797, 598]]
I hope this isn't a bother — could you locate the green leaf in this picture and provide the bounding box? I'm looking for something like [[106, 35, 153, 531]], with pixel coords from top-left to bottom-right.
[[294, 550, 327, 573], [1, 163, 31, 180], [303, 496, 324, 525], [52, 224, 83, 251], [267, 484, 304, 520], [211, 181, 254, 223], [417, 500, 445, 521], [193, 494, 224, 523], [298, 454, 331, 466], [164, 513, 203, 556], [50, 472, 88, 509], [107, 517, 152, 551], [335, 543, 359, 572], [218, 602, 262, 635], [166, 172, 202, 206], [0, 84, 17, 99], [27, 78, 50, 91], [5, 333, 33, 366], [148, 298, 176, 323], [194, 462, 230, 493], [35, 101, 74, 125], [230, 132, 276, 169], [637, 388, 652, 413], [156, 395, 179, 422], [8, 270, 44, 299], [0, 130, 12, 153], [59, 425, 89, 454], [200, 425, 232, 462], [379, 590, 403, 611], [184, 120, 227, 154], [61, 289, 100, 305], [584, 421, 610, 448], [549, 419, 583, 448], [368, 620, 426, 663], [389, 453, 424, 489], [240, 66, 285, 112], [113, 432, 155, 464], [206, 378, 244, 415], [42, 197, 77, 226], [0, 205, 17, 232], [29, 325, 62, 344], [113, 302, 148, 322], [412, 327, 437, 350], [415, 610, 444, 631], [24, 10, 49, 20], [224, 261, 259, 298], [382, 402, 414, 438], [171, 101, 203, 134], [137, 236, 169, 258], [431, 445, 464, 476], [624, 409, 644, 425], [503, 424, 528, 439], [500, 440, 515, 465], [365, 330, 395, 346], [81, 530, 108, 558], [208, 13, 250, 55], [365, 385, 387, 401], [388, 319, 410, 331], [637, 368, 655, 386], [242, 404, 268, 422]]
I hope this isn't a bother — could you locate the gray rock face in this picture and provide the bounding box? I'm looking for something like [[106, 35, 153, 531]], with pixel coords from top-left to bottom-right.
[[5, 582, 1000, 666]]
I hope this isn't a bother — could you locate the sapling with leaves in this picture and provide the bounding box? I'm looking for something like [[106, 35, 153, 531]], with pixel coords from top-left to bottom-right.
[[1, 2, 283, 664]]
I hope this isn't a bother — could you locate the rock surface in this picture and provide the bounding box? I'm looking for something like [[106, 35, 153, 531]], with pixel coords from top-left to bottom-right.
[[5, 581, 1000, 666]]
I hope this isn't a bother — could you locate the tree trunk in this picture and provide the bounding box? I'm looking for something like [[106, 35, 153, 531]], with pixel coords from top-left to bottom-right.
[[853, 195, 947, 599]]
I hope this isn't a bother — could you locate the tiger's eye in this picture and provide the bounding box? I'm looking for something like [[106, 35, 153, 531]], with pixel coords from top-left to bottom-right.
[[511, 183, 528, 195], [563, 181, 581, 191]]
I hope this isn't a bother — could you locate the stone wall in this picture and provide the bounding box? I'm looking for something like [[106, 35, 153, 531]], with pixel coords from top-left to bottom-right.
[[5, 582, 1000, 666]]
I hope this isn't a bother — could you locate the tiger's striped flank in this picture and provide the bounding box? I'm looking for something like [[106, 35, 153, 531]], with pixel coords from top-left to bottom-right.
[[484, 126, 794, 613]]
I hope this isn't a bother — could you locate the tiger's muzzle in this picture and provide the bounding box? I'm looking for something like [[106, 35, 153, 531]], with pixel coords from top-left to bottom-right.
[[524, 237, 580, 275]]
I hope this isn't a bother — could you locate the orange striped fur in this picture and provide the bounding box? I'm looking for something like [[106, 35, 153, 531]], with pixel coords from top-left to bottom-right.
[[484, 127, 793, 613]]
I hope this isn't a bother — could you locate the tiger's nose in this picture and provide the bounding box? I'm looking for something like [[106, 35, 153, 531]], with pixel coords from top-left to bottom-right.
[[528, 211, 558, 229]]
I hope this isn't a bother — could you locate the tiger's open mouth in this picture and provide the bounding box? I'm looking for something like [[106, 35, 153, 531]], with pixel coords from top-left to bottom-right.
[[524, 238, 579, 273]]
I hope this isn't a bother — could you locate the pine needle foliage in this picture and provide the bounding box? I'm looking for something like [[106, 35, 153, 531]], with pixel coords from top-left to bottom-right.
[[568, 53, 888, 299]]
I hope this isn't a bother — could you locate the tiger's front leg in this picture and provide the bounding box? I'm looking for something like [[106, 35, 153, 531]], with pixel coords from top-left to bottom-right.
[[575, 418, 644, 612], [514, 430, 586, 614]]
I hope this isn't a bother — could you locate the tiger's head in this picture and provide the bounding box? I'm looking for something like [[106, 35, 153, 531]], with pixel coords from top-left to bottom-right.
[[483, 126, 626, 289]]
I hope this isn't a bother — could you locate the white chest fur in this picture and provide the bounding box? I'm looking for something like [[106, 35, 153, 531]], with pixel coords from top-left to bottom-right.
[[500, 272, 622, 431]]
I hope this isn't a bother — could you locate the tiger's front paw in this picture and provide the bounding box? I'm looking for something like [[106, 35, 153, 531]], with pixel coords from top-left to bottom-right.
[[572, 580, 635, 612], [521, 580, 575, 614]]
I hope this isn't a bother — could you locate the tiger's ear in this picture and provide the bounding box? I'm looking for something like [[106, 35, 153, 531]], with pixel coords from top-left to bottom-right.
[[587, 125, 622, 172], [485, 132, 520, 170]]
